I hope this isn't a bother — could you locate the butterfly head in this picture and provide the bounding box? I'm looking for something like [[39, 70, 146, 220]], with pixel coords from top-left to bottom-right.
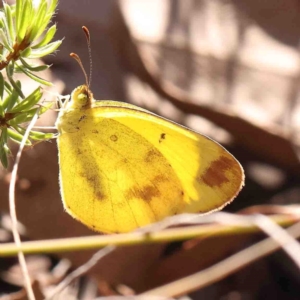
[[69, 85, 94, 109]]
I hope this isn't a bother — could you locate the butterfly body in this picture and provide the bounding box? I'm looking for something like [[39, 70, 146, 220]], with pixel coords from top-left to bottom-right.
[[56, 85, 244, 233]]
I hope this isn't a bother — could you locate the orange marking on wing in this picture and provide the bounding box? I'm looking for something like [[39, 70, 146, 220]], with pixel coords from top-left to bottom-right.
[[200, 156, 233, 187], [126, 184, 161, 202]]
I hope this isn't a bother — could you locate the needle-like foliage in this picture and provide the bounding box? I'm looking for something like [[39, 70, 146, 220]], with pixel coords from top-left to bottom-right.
[[0, 0, 61, 168]]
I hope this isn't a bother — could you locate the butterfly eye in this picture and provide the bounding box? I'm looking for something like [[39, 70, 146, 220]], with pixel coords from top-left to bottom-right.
[[77, 93, 87, 102], [69, 85, 93, 109]]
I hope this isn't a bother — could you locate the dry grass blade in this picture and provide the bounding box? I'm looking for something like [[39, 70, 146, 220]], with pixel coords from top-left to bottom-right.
[[9, 110, 41, 300], [253, 214, 300, 268], [140, 221, 300, 297]]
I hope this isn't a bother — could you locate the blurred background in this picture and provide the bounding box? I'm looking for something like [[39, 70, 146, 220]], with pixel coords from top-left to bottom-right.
[[1, 0, 300, 298]]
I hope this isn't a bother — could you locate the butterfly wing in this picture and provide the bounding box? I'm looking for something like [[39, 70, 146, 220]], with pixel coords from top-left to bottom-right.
[[57, 101, 244, 233]]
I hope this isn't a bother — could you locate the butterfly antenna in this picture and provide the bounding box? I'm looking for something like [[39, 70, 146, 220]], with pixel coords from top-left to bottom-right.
[[82, 26, 92, 88], [70, 52, 89, 88]]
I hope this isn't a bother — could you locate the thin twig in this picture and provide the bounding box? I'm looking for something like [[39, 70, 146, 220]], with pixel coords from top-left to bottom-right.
[[45, 246, 116, 299], [9, 110, 40, 300], [0, 210, 299, 256]]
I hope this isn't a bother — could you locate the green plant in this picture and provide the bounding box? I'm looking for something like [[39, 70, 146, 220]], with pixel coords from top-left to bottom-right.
[[0, 0, 61, 168]]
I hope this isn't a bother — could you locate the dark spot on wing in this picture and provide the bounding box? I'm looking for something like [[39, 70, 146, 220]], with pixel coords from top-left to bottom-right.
[[121, 157, 128, 164], [79, 115, 87, 122], [110, 134, 118, 142], [125, 174, 170, 202], [144, 149, 158, 163], [79, 171, 85, 177], [153, 174, 168, 183], [159, 133, 166, 143], [126, 184, 161, 202], [85, 174, 97, 183], [92, 129, 99, 134], [200, 156, 232, 187], [95, 191, 105, 200]]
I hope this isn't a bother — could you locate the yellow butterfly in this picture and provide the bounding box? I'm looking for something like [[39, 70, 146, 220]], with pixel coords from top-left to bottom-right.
[[55, 84, 244, 233]]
